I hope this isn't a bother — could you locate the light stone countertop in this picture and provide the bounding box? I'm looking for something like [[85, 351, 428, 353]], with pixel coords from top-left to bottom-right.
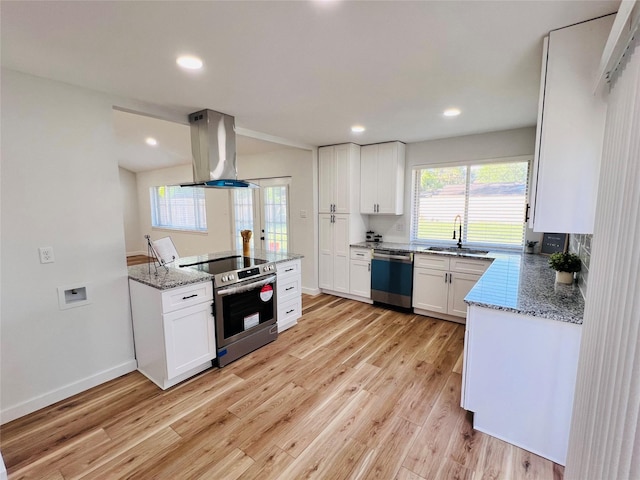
[[128, 249, 304, 290], [350, 241, 585, 324]]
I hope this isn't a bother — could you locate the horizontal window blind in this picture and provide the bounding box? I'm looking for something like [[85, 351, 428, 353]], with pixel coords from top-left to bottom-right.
[[150, 186, 207, 232], [411, 160, 529, 249]]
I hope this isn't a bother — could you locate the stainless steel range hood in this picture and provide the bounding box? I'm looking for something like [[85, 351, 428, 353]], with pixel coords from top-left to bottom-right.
[[181, 109, 257, 188]]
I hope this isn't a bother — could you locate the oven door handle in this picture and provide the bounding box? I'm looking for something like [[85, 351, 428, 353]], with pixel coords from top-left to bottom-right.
[[216, 275, 277, 297]]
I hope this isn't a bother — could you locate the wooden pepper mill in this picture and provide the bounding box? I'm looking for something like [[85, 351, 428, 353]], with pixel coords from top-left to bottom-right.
[[240, 230, 252, 257]]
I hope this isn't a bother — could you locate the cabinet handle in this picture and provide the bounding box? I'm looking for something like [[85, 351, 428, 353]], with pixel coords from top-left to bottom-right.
[[286, 286, 295, 291], [449, 273, 452, 284], [444, 273, 448, 283], [525, 203, 530, 222], [285, 268, 294, 272], [368, 263, 370, 272], [286, 309, 295, 314], [182, 294, 198, 300]]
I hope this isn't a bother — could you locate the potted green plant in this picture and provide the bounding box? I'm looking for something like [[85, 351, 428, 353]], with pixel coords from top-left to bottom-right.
[[548, 252, 581, 284], [525, 240, 538, 254]]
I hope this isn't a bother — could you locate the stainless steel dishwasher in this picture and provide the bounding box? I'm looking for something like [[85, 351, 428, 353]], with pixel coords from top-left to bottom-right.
[[371, 249, 414, 309]]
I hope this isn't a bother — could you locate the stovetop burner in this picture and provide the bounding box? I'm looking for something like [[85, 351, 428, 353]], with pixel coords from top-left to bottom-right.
[[189, 256, 268, 276], [183, 255, 275, 287]]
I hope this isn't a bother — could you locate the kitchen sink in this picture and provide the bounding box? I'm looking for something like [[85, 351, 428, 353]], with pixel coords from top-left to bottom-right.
[[426, 246, 489, 255]]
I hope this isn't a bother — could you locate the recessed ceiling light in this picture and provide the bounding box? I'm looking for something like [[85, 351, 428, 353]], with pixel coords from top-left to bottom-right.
[[351, 125, 365, 133], [176, 55, 203, 70], [443, 108, 461, 117], [145, 137, 158, 146]]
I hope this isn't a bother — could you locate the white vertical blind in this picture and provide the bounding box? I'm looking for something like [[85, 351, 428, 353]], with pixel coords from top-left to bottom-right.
[[565, 29, 640, 480]]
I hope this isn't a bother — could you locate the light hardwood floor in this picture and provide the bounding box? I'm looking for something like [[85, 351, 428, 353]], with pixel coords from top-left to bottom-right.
[[126, 255, 154, 266], [1, 294, 564, 479]]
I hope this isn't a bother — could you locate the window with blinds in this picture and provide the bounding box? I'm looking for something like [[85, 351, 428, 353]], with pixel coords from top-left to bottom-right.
[[150, 186, 207, 232], [411, 160, 529, 249]]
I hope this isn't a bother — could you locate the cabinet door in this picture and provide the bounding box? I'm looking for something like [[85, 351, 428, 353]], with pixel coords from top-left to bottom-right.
[[163, 302, 215, 379], [360, 145, 377, 214], [334, 144, 351, 214], [318, 214, 334, 290], [318, 146, 334, 214], [533, 16, 613, 233], [448, 272, 481, 318], [350, 260, 371, 298], [376, 142, 400, 214], [412, 268, 448, 313], [332, 214, 350, 293]]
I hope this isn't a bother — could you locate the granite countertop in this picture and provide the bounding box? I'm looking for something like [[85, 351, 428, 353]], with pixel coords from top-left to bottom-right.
[[465, 253, 584, 324], [351, 241, 585, 324], [128, 249, 304, 290]]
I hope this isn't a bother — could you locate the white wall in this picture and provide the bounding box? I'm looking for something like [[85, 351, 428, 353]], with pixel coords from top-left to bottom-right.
[[119, 167, 143, 255], [369, 127, 538, 245], [0, 69, 136, 422], [134, 165, 233, 258], [238, 148, 317, 292]]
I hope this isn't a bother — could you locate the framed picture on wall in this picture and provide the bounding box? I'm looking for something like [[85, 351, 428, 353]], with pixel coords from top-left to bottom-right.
[[541, 233, 568, 254]]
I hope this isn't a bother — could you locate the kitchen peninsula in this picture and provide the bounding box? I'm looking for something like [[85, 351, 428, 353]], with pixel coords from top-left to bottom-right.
[[128, 250, 303, 388]]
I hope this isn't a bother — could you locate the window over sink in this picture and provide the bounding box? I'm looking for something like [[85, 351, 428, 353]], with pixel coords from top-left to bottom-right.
[[411, 157, 531, 249]]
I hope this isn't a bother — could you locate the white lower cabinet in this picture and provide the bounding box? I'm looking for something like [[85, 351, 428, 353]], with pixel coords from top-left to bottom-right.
[[129, 280, 216, 389], [462, 305, 581, 465], [276, 259, 302, 332], [412, 254, 492, 322], [349, 247, 372, 300]]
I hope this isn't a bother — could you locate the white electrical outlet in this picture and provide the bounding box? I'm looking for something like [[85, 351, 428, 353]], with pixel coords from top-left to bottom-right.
[[39, 246, 55, 264], [300, 210, 308, 218], [396, 223, 404, 232]]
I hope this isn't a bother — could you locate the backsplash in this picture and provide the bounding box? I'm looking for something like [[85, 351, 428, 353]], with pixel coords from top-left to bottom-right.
[[569, 234, 592, 298]]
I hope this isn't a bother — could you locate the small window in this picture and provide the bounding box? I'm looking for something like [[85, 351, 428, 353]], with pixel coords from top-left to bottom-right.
[[150, 186, 207, 232], [411, 159, 530, 249]]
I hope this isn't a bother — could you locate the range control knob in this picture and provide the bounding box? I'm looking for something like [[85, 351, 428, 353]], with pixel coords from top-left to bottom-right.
[[229, 274, 235, 281], [221, 275, 228, 282]]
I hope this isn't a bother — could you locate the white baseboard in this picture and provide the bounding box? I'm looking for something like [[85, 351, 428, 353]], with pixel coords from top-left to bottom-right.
[[302, 287, 321, 296], [126, 250, 147, 257], [0, 360, 137, 424], [319, 289, 373, 304]]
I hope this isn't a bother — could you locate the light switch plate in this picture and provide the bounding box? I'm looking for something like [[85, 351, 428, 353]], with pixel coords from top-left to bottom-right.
[[39, 246, 55, 264]]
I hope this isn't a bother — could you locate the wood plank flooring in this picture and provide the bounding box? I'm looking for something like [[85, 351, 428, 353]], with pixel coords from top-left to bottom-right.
[[126, 255, 154, 266], [0, 294, 564, 479]]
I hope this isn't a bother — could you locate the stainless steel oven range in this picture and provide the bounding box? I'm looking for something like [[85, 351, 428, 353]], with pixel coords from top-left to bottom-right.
[[183, 256, 278, 367]]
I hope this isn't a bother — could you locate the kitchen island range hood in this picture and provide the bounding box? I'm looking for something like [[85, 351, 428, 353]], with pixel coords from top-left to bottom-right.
[[181, 109, 257, 189]]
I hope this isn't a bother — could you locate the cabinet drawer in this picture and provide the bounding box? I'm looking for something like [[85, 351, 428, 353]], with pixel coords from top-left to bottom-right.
[[277, 259, 301, 277], [277, 275, 301, 302], [450, 257, 492, 275], [350, 247, 372, 261], [414, 254, 450, 271], [278, 296, 302, 332], [161, 281, 213, 314]]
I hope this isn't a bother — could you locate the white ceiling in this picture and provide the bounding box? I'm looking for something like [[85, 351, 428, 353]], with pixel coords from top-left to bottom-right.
[[1, 0, 620, 168]]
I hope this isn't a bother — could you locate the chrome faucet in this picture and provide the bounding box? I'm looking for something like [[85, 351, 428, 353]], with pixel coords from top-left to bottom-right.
[[453, 215, 463, 249]]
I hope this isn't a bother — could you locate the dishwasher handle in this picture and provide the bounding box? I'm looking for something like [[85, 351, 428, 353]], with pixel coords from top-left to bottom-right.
[[373, 251, 413, 263]]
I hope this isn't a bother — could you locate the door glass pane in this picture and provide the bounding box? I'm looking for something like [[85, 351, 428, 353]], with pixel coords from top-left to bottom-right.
[[263, 185, 289, 253], [232, 189, 254, 251]]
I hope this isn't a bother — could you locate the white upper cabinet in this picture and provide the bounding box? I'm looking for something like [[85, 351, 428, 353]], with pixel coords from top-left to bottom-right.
[[360, 141, 405, 215], [319, 143, 361, 214], [529, 15, 614, 234]]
